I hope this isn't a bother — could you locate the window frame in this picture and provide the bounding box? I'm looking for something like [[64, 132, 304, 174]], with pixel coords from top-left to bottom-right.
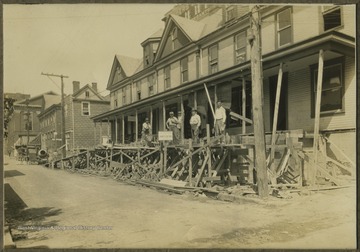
[[171, 27, 178, 51], [85, 91, 90, 98], [136, 81, 142, 101], [122, 87, 127, 105], [234, 31, 247, 64], [164, 66, 171, 89], [148, 74, 155, 96], [225, 5, 235, 22], [180, 57, 189, 83], [81, 102, 90, 116], [208, 44, 219, 74], [322, 6, 342, 32], [310, 57, 345, 117], [276, 8, 293, 48]]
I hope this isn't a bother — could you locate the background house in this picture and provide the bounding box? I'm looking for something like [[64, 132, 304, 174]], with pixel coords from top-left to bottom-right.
[[64, 81, 110, 154], [6, 91, 61, 157]]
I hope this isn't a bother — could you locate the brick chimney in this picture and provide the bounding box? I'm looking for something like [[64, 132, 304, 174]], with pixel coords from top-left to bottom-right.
[[73, 81, 80, 94], [91, 82, 97, 92]]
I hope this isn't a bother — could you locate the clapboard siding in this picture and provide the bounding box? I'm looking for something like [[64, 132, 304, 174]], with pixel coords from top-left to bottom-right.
[[218, 36, 234, 71]]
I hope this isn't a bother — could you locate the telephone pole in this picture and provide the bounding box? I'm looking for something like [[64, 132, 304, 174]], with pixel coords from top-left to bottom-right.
[[41, 72, 69, 159], [249, 6, 269, 198]]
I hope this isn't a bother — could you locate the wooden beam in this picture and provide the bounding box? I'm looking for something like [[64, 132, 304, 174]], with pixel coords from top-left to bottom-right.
[[250, 6, 269, 198], [327, 156, 354, 176], [242, 77, 246, 134], [194, 91, 197, 109], [229, 111, 253, 124], [203, 83, 215, 118], [206, 124, 212, 177], [195, 155, 209, 187], [150, 106, 153, 130], [100, 122, 102, 144], [312, 49, 324, 186], [270, 62, 283, 172], [189, 140, 193, 186], [94, 122, 97, 146]]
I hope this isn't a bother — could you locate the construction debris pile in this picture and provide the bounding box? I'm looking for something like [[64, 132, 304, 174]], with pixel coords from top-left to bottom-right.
[[46, 130, 355, 200]]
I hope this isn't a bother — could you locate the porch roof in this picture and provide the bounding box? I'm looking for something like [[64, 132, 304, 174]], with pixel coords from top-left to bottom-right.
[[92, 31, 355, 122]]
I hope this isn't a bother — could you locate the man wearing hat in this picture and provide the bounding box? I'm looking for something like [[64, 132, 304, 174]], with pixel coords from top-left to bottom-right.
[[166, 111, 180, 144], [190, 108, 201, 143], [141, 117, 152, 145]]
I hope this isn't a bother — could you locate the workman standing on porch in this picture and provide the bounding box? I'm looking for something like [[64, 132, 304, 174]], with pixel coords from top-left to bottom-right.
[[190, 108, 201, 144], [215, 100, 226, 143], [166, 111, 180, 145], [141, 117, 152, 145]]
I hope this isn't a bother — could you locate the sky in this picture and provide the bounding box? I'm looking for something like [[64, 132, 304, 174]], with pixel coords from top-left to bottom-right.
[[3, 4, 175, 97]]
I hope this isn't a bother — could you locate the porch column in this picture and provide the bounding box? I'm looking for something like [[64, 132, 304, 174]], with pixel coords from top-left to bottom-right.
[[312, 49, 325, 186], [270, 62, 283, 181], [122, 115, 125, 144], [150, 106, 153, 126], [242, 78, 246, 134], [214, 84, 218, 104], [162, 101, 166, 130], [180, 95, 184, 141], [194, 91, 197, 109], [94, 122, 97, 146], [100, 122, 103, 144], [115, 115, 118, 144], [107, 117, 110, 137], [135, 110, 138, 142]]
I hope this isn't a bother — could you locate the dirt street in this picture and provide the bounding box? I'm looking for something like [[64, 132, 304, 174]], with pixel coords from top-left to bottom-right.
[[4, 156, 356, 249]]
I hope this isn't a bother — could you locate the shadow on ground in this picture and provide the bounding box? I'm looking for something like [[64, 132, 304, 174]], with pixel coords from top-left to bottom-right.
[[5, 170, 25, 178], [4, 183, 62, 239]]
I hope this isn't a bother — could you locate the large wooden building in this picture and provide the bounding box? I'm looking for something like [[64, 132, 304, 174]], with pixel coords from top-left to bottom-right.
[[92, 4, 356, 165]]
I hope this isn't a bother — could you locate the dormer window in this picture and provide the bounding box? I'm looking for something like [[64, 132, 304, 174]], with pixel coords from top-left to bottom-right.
[[171, 27, 178, 51], [116, 66, 121, 75]]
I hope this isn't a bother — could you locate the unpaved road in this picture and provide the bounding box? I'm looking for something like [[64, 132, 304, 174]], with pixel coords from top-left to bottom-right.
[[4, 156, 356, 249]]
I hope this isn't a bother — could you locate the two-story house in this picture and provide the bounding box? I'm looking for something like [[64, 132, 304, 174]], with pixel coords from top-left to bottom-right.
[[92, 4, 355, 164], [64, 81, 110, 154]]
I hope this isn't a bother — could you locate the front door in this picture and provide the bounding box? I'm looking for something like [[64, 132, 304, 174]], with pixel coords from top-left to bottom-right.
[[269, 72, 288, 131]]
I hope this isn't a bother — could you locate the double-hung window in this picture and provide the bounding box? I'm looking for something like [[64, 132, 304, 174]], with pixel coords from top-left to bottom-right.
[[209, 44, 218, 74], [164, 66, 171, 89], [180, 57, 189, 83], [277, 8, 292, 47], [235, 31, 246, 64], [82, 102, 90, 116], [323, 6, 342, 31], [312, 58, 344, 115]]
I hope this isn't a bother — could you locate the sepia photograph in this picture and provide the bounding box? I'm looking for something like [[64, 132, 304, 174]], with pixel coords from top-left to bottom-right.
[[2, 3, 357, 249]]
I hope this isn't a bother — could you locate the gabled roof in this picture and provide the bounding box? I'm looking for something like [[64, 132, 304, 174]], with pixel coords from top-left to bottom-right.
[[73, 84, 104, 100], [141, 28, 164, 46], [154, 14, 206, 62], [37, 103, 61, 118], [107, 55, 142, 89], [171, 15, 206, 41], [115, 55, 142, 77], [43, 95, 61, 109]]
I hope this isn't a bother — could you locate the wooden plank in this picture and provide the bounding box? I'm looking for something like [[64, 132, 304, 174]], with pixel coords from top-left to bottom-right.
[[276, 148, 291, 176], [160, 178, 187, 187], [242, 77, 246, 134], [203, 176, 221, 182], [162, 101, 166, 130], [115, 116, 118, 144], [180, 95, 184, 142], [203, 83, 215, 118], [206, 124, 212, 177], [122, 115, 125, 144], [312, 49, 324, 186], [324, 136, 356, 168], [270, 63, 283, 167], [189, 140, 193, 186], [195, 155, 209, 187], [213, 149, 228, 176], [229, 111, 253, 124], [135, 109, 138, 142]]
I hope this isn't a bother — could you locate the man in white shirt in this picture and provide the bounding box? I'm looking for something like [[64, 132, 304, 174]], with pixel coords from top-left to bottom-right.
[[141, 117, 152, 145], [214, 100, 226, 143], [189, 108, 201, 143]]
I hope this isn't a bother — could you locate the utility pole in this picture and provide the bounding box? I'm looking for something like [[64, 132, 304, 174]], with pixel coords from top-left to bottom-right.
[[249, 5, 269, 198], [25, 98, 30, 162], [41, 72, 69, 159]]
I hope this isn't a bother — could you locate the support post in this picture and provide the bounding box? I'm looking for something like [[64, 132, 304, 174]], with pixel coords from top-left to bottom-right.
[[189, 140, 193, 186], [242, 78, 246, 134], [162, 101, 166, 130], [94, 122, 97, 146], [160, 141, 164, 173], [122, 116, 125, 144], [250, 6, 269, 198], [180, 95, 184, 142], [313, 49, 324, 186], [194, 91, 197, 109], [135, 110, 138, 142], [164, 143, 167, 173], [115, 116, 118, 144], [206, 124, 212, 177], [100, 122, 103, 145], [270, 62, 283, 182], [86, 149, 90, 169], [107, 117, 110, 140]]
